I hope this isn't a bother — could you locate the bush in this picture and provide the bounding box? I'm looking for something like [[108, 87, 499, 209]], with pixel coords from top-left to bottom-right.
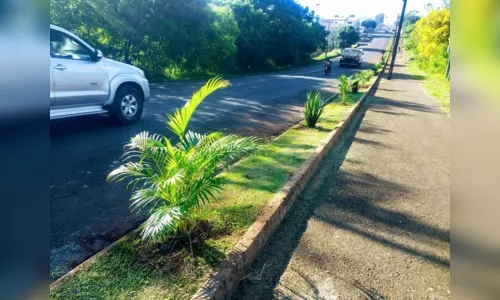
[[304, 91, 326, 128], [349, 74, 360, 93], [338, 75, 350, 104], [359, 70, 374, 87], [108, 78, 261, 242], [373, 61, 385, 72]]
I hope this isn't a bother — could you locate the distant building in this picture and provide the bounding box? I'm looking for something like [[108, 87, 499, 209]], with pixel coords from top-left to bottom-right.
[[321, 16, 360, 31]]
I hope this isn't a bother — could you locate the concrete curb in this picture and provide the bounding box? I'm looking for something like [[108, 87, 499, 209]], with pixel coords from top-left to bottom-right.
[[192, 60, 389, 300]]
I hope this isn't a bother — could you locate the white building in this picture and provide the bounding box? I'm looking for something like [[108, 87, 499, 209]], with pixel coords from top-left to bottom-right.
[[320, 16, 360, 31]]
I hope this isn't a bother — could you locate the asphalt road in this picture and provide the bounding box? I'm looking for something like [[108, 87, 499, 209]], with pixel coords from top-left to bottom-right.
[[50, 33, 391, 280]]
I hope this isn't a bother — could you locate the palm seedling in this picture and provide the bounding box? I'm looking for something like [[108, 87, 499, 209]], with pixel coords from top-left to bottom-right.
[[304, 90, 326, 128], [338, 75, 350, 105], [108, 77, 261, 242]]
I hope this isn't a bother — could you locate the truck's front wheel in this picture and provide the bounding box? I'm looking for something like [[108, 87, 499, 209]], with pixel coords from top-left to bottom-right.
[[112, 86, 143, 125]]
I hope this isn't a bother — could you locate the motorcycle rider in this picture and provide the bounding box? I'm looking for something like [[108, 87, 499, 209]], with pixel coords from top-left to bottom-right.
[[325, 58, 332, 74]]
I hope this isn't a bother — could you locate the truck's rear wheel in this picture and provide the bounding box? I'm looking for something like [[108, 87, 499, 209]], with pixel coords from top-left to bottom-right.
[[112, 86, 143, 125]]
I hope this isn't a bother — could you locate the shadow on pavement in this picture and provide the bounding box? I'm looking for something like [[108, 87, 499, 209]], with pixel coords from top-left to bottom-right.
[[233, 77, 450, 299]]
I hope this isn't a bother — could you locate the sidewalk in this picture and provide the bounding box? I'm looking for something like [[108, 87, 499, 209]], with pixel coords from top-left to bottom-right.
[[234, 52, 450, 299]]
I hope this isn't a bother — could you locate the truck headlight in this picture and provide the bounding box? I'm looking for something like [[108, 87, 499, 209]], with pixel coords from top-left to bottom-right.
[[137, 68, 146, 78]]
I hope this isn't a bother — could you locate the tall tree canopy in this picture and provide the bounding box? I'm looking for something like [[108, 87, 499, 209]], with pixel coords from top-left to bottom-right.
[[361, 19, 377, 30], [375, 13, 385, 24], [403, 8, 450, 74], [50, 0, 328, 78], [336, 25, 360, 49]]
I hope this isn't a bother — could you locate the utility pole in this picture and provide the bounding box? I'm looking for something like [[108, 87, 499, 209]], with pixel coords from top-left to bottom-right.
[[325, 21, 331, 59], [445, 41, 450, 81], [387, 0, 407, 80]]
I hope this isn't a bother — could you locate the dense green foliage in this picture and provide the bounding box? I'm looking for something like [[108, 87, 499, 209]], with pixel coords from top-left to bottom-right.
[[359, 70, 374, 87], [50, 0, 328, 79], [336, 26, 360, 49], [361, 19, 377, 30], [403, 7, 450, 114], [348, 74, 360, 93], [304, 91, 326, 128], [107, 78, 261, 241], [403, 8, 450, 75]]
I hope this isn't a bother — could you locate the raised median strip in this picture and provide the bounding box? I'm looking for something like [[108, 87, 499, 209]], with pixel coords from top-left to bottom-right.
[[192, 61, 389, 300], [50, 54, 390, 299]]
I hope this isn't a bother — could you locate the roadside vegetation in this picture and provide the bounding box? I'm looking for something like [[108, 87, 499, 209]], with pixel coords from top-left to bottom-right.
[[313, 49, 340, 62], [51, 70, 381, 299], [402, 6, 450, 115], [304, 91, 327, 128], [51, 0, 328, 80], [107, 78, 261, 242]]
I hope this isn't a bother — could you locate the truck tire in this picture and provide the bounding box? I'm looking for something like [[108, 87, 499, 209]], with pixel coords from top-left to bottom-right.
[[112, 86, 144, 125]]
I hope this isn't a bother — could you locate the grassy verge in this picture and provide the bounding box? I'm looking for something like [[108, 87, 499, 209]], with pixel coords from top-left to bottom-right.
[[51, 83, 374, 299], [407, 61, 450, 115], [313, 49, 340, 61]]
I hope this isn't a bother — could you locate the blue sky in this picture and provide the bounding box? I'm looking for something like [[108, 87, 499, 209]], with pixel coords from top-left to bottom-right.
[[296, 0, 446, 23]]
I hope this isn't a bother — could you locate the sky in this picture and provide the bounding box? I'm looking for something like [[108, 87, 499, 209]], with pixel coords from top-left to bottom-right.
[[296, 0, 446, 24]]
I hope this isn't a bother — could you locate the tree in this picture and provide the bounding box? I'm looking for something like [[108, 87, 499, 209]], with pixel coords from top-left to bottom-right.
[[108, 78, 261, 241], [375, 13, 385, 24], [336, 25, 360, 48], [361, 19, 377, 30], [404, 14, 421, 27], [51, 0, 328, 77], [402, 7, 450, 74], [414, 8, 450, 59], [327, 27, 338, 49]]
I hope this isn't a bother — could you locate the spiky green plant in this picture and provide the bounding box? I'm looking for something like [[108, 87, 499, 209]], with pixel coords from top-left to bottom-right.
[[338, 75, 350, 104], [304, 91, 326, 128], [359, 70, 374, 87], [108, 77, 261, 242]]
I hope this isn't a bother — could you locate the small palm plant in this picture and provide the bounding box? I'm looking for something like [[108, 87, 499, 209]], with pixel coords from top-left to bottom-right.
[[338, 75, 350, 105], [108, 77, 261, 242], [304, 90, 326, 128]]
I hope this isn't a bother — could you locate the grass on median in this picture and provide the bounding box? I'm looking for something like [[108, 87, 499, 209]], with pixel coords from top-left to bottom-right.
[[313, 49, 340, 61], [51, 90, 369, 300], [407, 61, 450, 115]]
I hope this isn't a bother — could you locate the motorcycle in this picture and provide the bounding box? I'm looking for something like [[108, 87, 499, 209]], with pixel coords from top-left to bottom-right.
[[324, 63, 332, 76]]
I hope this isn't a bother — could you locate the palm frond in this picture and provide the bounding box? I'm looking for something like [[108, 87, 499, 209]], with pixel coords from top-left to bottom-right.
[[141, 206, 186, 241], [167, 77, 230, 138]]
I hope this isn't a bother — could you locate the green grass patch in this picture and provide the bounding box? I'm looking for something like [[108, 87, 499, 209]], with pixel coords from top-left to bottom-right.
[[407, 61, 450, 115], [313, 49, 341, 62], [51, 93, 364, 300]]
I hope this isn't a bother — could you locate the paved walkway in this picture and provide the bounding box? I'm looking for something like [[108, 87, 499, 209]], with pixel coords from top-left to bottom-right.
[[234, 52, 450, 299]]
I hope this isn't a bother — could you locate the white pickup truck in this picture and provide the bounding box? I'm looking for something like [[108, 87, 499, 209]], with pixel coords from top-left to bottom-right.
[[50, 24, 150, 124], [339, 48, 364, 68]]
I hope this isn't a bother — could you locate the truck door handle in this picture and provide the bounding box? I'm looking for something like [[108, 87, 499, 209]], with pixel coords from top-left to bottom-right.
[[53, 64, 67, 70]]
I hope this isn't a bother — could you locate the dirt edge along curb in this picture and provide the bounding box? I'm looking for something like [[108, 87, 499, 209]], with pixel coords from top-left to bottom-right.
[[191, 60, 390, 300]]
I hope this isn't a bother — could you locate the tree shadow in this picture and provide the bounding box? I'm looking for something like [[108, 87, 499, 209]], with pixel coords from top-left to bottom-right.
[[233, 79, 450, 299]]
